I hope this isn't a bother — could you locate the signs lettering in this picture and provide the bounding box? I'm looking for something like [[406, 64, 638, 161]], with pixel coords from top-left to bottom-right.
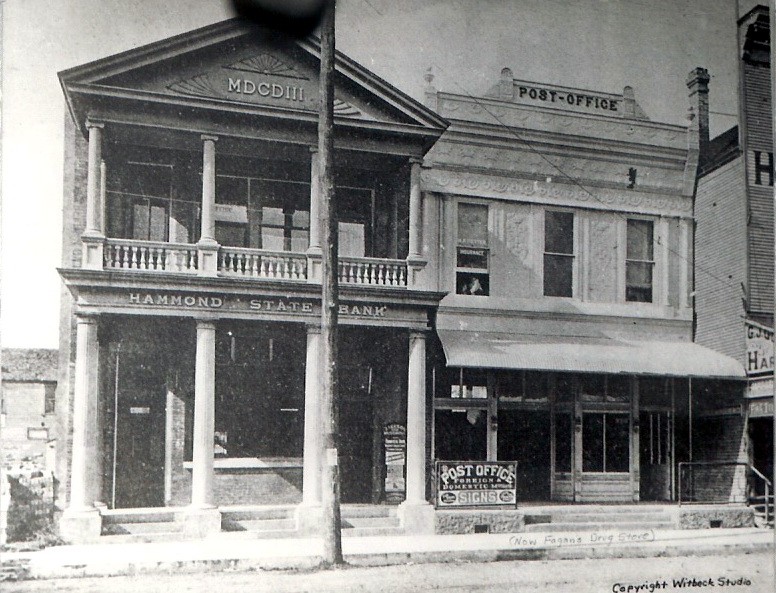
[[227, 77, 305, 102], [746, 319, 774, 377], [436, 461, 517, 508], [516, 84, 619, 113]]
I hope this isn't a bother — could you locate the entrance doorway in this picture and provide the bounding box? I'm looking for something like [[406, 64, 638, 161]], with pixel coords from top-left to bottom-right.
[[498, 410, 551, 500], [639, 411, 673, 501], [750, 417, 774, 497], [339, 364, 375, 503], [113, 352, 166, 509]]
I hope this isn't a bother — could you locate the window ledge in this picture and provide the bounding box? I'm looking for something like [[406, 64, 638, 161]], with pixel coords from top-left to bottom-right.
[[183, 457, 303, 470]]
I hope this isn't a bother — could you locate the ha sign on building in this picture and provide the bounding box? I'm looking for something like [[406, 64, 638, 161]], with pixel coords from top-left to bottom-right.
[[746, 320, 774, 377], [436, 461, 517, 508]]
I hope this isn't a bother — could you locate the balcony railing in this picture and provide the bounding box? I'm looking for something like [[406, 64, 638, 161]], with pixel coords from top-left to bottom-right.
[[104, 239, 198, 273], [339, 256, 407, 287], [218, 247, 307, 281], [99, 239, 412, 289]]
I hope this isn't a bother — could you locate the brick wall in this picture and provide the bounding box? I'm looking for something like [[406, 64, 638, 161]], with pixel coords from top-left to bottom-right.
[[690, 415, 748, 502], [54, 115, 89, 509]]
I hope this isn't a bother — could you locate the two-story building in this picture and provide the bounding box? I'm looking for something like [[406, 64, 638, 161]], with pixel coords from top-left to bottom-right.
[[55, 19, 448, 540], [423, 67, 745, 505], [55, 18, 747, 542], [694, 5, 773, 508]]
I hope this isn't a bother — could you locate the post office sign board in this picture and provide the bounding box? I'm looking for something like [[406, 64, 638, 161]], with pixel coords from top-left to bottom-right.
[[435, 461, 517, 508]]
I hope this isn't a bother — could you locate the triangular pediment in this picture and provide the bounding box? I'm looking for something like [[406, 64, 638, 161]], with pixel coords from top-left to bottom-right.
[[60, 19, 447, 133]]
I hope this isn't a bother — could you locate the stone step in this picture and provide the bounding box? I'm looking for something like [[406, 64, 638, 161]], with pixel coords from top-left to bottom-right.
[[219, 505, 296, 522], [341, 525, 405, 537], [340, 505, 398, 519], [537, 512, 673, 524], [341, 515, 401, 529], [101, 508, 178, 524], [221, 518, 298, 532], [98, 531, 191, 544], [523, 520, 674, 533], [102, 520, 184, 535]]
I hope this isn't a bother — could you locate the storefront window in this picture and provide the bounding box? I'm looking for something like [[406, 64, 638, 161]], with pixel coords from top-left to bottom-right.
[[496, 371, 548, 403], [456, 203, 489, 295], [626, 219, 654, 302], [435, 409, 487, 461], [444, 368, 488, 399], [214, 324, 305, 458], [582, 412, 629, 472], [544, 210, 575, 297]]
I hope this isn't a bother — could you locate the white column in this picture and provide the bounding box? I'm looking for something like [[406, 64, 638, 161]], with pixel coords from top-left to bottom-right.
[[84, 122, 104, 236], [198, 135, 219, 276], [302, 325, 322, 506], [191, 319, 216, 509], [68, 315, 101, 511], [405, 330, 427, 503], [82, 122, 105, 270], [199, 135, 218, 244], [658, 217, 670, 306], [408, 159, 423, 261], [679, 218, 691, 309], [308, 148, 321, 254]]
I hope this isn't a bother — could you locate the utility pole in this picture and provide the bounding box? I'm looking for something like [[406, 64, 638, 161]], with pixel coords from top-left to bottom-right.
[[317, 0, 343, 566]]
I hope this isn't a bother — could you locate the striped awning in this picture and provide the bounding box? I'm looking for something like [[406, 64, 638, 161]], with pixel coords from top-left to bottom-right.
[[438, 330, 746, 379]]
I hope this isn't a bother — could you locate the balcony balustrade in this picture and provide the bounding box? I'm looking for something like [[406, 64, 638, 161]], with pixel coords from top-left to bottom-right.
[[218, 247, 307, 281], [104, 239, 198, 273], [339, 256, 407, 287], [98, 238, 412, 289]]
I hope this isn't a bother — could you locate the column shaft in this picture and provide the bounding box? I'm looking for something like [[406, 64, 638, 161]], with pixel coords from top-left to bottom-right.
[[191, 320, 216, 508], [200, 136, 217, 244], [308, 149, 321, 253], [408, 160, 422, 260], [302, 325, 322, 505], [68, 315, 100, 510], [85, 123, 104, 236], [405, 331, 427, 503]]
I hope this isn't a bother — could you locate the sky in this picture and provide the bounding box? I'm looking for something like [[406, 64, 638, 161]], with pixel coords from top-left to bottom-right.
[[0, 0, 750, 348]]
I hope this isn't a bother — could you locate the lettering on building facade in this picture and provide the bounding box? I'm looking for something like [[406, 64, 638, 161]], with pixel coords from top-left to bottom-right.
[[750, 150, 774, 186], [126, 292, 388, 318], [516, 84, 619, 112], [745, 319, 774, 376], [227, 77, 305, 102]]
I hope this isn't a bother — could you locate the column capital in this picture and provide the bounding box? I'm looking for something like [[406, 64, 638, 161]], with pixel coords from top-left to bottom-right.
[[200, 134, 219, 143], [409, 157, 423, 166], [409, 329, 428, 341], [305, 323, 322, 335], [85, 120, 104, 130], [309, 146, 319, 154], [75, 312, 100, 325], [195, 318, 218, 330]]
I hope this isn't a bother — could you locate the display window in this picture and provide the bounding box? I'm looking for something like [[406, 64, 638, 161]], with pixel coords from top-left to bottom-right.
[[582, 412, 630, 473], [455, 203, 489, 295]]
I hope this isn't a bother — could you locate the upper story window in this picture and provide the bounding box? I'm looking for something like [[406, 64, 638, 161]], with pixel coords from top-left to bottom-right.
[[626, 219, 654, 302], [543, 210, 575, 297], [456, 203, 489, 296], [216, 176, 310, 251], [107, 162, 175, 242]]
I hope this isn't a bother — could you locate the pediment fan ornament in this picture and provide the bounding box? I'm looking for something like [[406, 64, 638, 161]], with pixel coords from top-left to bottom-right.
[[167, 74, 219, 98], [225, 53, 308, 80]]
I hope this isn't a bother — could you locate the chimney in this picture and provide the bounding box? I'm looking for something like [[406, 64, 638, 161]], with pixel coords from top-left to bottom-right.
[[686, 67, 710, 164], [622, 86, 636, 118]]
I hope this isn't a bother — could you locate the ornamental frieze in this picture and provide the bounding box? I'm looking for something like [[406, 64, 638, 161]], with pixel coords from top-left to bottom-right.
[[421, 169, 692, 216], [438, 97, 684, 148]]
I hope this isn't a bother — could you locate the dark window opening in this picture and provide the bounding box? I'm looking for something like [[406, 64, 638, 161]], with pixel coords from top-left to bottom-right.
[[456, 203, 489, 295], [544, 211, 574, 297], [582, 412, 630, 473], [626, 219, 654, 303], [554, 413, 573, 473]]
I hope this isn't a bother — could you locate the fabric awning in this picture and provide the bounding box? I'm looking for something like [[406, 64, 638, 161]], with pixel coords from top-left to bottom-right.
[[438, 330, 746, 379]]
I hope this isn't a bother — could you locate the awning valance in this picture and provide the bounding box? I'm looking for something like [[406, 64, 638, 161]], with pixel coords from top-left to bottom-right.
[[438, 330, 746, 379]]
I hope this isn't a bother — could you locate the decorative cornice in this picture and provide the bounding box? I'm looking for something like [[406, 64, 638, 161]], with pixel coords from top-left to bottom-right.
[[167, 74, 219, 98], [421, 168, 692, 216]]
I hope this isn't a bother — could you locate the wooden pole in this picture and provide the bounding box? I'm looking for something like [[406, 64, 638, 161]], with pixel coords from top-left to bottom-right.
[[318, 0, 343, 566]]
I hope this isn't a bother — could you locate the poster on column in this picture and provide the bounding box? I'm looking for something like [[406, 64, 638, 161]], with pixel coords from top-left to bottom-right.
[[383, 423, 406, 503]]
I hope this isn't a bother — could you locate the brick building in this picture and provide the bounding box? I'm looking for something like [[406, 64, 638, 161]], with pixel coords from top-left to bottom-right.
[[693, 5, 774, 503], [55, 19, 746, 542]]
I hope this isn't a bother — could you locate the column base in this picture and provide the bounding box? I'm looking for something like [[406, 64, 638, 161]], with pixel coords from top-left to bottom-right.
[[181, 507, 221, 538], [59, 507, 102, 543], [295, 503, 324, 535], [397, 501, 435, 535]]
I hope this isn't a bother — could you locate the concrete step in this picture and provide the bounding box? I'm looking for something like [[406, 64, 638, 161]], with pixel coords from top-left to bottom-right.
[[101, 508, 178, 524], [523, 520, 674, 533], [341, 525, 405, 537], [98, 531, 191, 544]]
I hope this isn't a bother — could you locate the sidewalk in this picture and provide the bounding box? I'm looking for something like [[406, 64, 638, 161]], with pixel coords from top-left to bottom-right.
[[1, 527, 773, 581]]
